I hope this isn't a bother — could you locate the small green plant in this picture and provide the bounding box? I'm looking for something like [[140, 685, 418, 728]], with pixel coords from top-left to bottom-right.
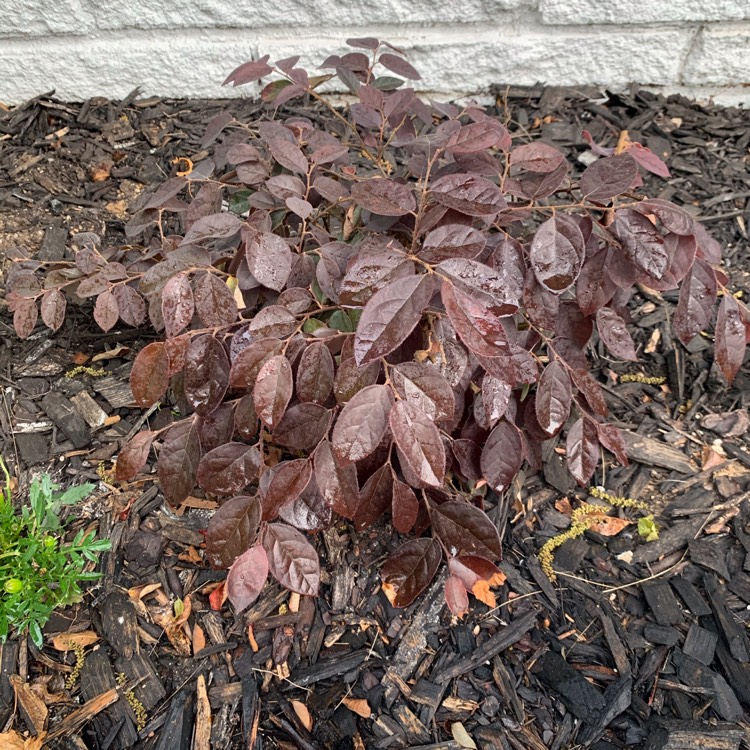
[[0, 457, 111, 647]]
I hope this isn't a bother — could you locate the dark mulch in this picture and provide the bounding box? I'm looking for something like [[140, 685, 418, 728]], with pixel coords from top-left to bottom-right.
[[0, 84, 749, 750]]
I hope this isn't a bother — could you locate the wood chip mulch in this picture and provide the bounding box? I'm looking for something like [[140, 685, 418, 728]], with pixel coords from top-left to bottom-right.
[[0, 84, 749, 750]]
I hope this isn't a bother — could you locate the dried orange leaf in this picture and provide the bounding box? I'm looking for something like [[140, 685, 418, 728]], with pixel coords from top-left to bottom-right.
[[291, 700, 313, 731], [588, 515, 631, 537], [343, 697, 372, 719], [50, 631, 99, 651]]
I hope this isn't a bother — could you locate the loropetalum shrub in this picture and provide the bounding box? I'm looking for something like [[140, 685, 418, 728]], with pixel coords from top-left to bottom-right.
[[7, 39, 750, 615]]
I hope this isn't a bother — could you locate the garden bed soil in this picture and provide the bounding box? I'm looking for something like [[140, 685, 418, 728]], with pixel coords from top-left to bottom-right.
[[0, 85, 749, 750]]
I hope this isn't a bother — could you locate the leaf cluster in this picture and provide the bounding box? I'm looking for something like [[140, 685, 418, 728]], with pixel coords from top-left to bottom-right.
[[7, 40, 749, 613], [0, 458, 110, 646]]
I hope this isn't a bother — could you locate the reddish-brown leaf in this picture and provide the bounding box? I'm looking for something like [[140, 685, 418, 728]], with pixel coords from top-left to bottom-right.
[[420, 224, 486, 263], [436, 258, 520, 316], [378, 52, 421, 80], [339, 250, 415, 306], [273, 403, 332, 452], [193, 273, 240, 327], [481, 420, 523, 492], [535, 360, 572, 436], [480, 376, 512, 428], [596, 423, 629, 466], [130, 342, 170, 407], [351, 178, 416, 216], [596, 307, 638, 361], [197, 442, 261, 496], [112, 285, 146, 327], [390, 401, 445, 488], [115, 430, 157, 482], [715, 294, 746, 384], [354, 274, 436, 366], [161, 273, 194, 338], [184, 335, 231, 416], [296, 342, 335, 404], [226, 545, 268, 612], [430, 500, 503, 560], [611, 209, 668, 281], [314, 439, 359, 520], [445, 575, 470, 617], [673, 258, 717, 345], [579, 153, 638, 204], [253, 355, 293, 428], [223, 55, 274, 86], [262, 459, 313, 522], [354, 464, 393, 530], [429, 173, 506, 216], [331, 384, 394, 464], [205, 494, 262, 568], [381, 537, 442, 607], [510, 143, 565, 173], [391, 476, 419, 534], [566, 416, 600, 486], [40, 290, 66, 332], [94, 290, 119, 332], [391, 362, 455, 422], [529, 216, 585, 293], [230, 338, 284, 390], [158, 418, 202, 506], [278, 476, 332, 532], [268, 139, 308, 175], [245, 232, 293, 292], [262, 523, 320, 596]]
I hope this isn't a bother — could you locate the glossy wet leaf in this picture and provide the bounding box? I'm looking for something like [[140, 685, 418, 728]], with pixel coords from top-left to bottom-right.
[[673, 258, 717, 345], [529, 216, 585, 293], [254, 355, 293, 428], [193, 272, 240, 327], [535, 361, 572, 436], [229, 339, 283, 390], [273, 402, 331, 451], [480, 376, 512, 428], [262, 459, 313, 522], [157, 419, 202, 506], [112, 284, 146, 327], [115, 430, 157, 482], [442, 281, 510, 358], [436, 258, 520, 316], [567, 416, 600, 486], [197, 443, 261, 496], [296, 342, 335, 404], [182, 212, 241, 245], [278, 476, 333, 531], [596, 307, 638, 361], [430, 500, 503, 560], [570, 368, 608, 418], [390, 401, 445, 488], [612, 208, 668, 280], [391, 477, 419, 534], [381, 538, 442, 608], [480, 420, 523, 492], [596, 423, 629, 466], [339, 250, 415, 306], [636, 198, 695, 235], [247, 305, 297, 339], [205, 494, 262, 568], [226, 545, 269, 612], [184, 335, 230, 416], [315, 439, 359, 519], [332, 384, 394, 464], [429, 173, 506, 216], [354, 274, 436, 366], [245, 232, 293, 292], [716, 294, 746, 384], [391, 362, 455, 422], [262, 523, 320, 596], [579, 153, 638, 203], [354, 464, 393, 530], [420, 224, 486, 263], [351, 178, 416, 216], [130, 342, 170, 407], [161, 272, 194, 338]]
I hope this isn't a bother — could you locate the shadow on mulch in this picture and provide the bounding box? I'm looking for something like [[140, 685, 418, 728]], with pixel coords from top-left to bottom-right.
[[0, 85, 749, 749]]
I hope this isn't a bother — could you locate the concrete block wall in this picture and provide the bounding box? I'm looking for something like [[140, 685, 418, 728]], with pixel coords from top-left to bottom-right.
[[1, 0, 749, 104]]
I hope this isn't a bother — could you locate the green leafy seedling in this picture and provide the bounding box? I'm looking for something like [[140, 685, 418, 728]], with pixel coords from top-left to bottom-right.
[[0, 457, 111, 647]]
